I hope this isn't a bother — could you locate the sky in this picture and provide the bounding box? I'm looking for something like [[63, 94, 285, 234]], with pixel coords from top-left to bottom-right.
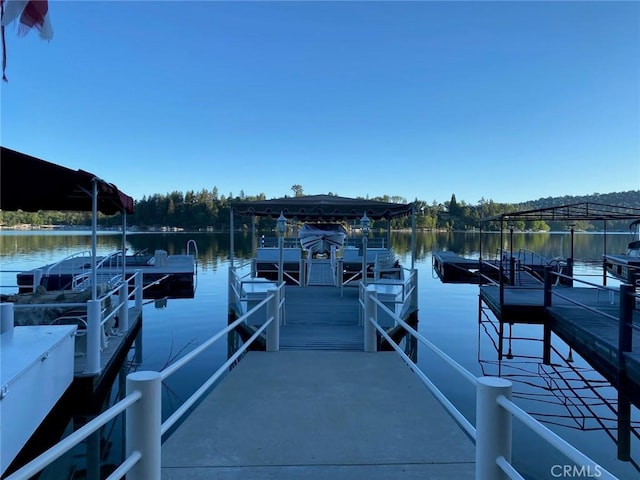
[[1, 1, 639, 205]]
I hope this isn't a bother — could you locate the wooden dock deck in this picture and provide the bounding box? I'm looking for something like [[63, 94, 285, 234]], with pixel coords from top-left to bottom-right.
[[479, 285, 640, 406], [161, 351, 475, 480], [280, 286, 362, 351]]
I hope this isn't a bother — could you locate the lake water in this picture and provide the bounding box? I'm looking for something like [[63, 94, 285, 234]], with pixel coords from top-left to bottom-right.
[[0, 230, 638, 479]]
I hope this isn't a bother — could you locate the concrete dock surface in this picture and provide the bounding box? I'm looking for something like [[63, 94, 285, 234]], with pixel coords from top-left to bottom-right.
[[161, 350, 475, 479]]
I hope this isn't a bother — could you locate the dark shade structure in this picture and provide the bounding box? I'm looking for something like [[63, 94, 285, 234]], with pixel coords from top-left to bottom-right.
[[482, 202, 640, 223], [1, 146, 134, 215], [232, 194, 413, 221]]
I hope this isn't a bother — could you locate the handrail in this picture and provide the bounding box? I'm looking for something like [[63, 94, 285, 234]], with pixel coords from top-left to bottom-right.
[[161, 309, 273, 435], [496, 395, 617, 480], [44, 250, 92, 276], [5, 268, 281, 480], [362, 285, 618, 480], [4, 391, 142, 480]]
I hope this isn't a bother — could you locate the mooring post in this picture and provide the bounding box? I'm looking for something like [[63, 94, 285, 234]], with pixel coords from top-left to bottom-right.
[[364, 285, 377, 352], [476, 377, 512, 480], [266, 288, 280, 352], [118, 281, 129, 332], [86, 299, 102, 375], [126, 371, 162, 480]]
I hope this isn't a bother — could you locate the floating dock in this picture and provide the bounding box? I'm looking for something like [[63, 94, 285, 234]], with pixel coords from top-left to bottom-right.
[[16, 253, 195, 299], [161, 284, 474, 479], [479, 284, 640, 407]]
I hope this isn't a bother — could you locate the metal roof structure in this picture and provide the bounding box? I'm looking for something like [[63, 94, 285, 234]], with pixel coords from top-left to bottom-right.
[[482, 202, 640, 224], [231, 194, 414, 221]]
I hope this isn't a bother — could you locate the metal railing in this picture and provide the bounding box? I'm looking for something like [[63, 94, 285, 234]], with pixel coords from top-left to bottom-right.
[[4, 267, 282, 480], [361, 283, 619, 480], [6, 270, 143, 376]]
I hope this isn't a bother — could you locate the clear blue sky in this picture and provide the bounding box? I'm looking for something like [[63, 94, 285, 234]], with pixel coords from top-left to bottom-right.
[[1, 1, 638, 205]]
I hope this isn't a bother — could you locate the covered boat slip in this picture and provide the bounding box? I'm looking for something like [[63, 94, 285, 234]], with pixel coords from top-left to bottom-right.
[[235, 195, 413, 287]]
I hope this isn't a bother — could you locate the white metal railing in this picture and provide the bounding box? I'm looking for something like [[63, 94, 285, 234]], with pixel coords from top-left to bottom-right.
[[358, 268, 418, 325], [6, 270, 143, 376], [4, 268, 282, 480], [361, 285, 619, 480], [71, 251, 124, 291]]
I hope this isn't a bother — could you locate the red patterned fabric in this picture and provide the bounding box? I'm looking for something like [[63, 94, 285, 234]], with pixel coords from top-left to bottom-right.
[[1, 0, 53, 81]]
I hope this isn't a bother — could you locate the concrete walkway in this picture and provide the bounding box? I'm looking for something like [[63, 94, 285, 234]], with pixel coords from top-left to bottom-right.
[[161, 351, 475, 479]]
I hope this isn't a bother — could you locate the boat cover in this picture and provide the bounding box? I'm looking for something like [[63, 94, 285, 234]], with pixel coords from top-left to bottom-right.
[[298, 223, 347, 253]]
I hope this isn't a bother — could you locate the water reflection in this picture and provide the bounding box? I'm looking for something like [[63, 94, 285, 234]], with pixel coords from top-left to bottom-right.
[[477, 287, 640, 474]]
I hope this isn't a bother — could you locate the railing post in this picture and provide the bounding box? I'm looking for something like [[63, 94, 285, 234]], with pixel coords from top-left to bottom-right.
[[134, 269, 143, 310], [619, 284, 633, 370], [32, 269, 43, 292], [543, 266, 552, 307], [337, 259, 344, 297], [617, 284, 633, 460], [266, 288, 280, 352], [86, 299, 102, 375], [1, 303, 14, 338], [299, 257, 306, 287], [118, 281, 129, 332], [409, 269, 418, 313], [126, 371, 162, 480], [509, 256, 515, 286], [364, 285, 377, 352], [476, 377, 512, 480]]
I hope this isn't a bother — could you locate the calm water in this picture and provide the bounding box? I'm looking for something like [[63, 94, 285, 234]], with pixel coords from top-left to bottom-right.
[[0, 230, 638, 480]]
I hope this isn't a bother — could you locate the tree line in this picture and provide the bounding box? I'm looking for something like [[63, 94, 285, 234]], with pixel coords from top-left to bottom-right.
[[1, 187, 638, 232]]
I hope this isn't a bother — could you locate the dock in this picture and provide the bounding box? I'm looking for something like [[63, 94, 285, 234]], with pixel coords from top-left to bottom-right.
[[479, 284, 640, 407], [161, 285, 475, 479], [432, 251, 482, 283], [161, 350, 475, 479], [71, 306, 142, 408]]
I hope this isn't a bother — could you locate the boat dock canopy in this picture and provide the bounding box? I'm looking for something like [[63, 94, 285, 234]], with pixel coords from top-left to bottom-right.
[[231, 194, 413, 220], [482, 202, 640, 223], [0, 146, 134, 215]]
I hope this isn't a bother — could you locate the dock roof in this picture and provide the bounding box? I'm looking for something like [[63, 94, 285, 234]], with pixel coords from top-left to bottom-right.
[[482, 202, 640, 223], [232, 194, 414, 221], [1, 147, 134, 215]]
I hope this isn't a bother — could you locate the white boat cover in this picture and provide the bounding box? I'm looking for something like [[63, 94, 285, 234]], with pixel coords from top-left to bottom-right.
[[298, 223, 347, 253]]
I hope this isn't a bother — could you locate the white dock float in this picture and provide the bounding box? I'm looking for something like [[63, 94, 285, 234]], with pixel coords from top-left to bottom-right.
[[161, 351, 475, 479], [0, 324, 76, 475]]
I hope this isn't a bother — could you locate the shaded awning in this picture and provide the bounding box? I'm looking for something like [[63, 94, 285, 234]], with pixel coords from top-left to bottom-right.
[[482, 202, 640, 223], [232, 194, 413, 221], [1, 146, 134, 215]]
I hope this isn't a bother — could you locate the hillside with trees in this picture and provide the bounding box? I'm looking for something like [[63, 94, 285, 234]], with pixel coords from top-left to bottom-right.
[[1, 188, 639, 232]]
